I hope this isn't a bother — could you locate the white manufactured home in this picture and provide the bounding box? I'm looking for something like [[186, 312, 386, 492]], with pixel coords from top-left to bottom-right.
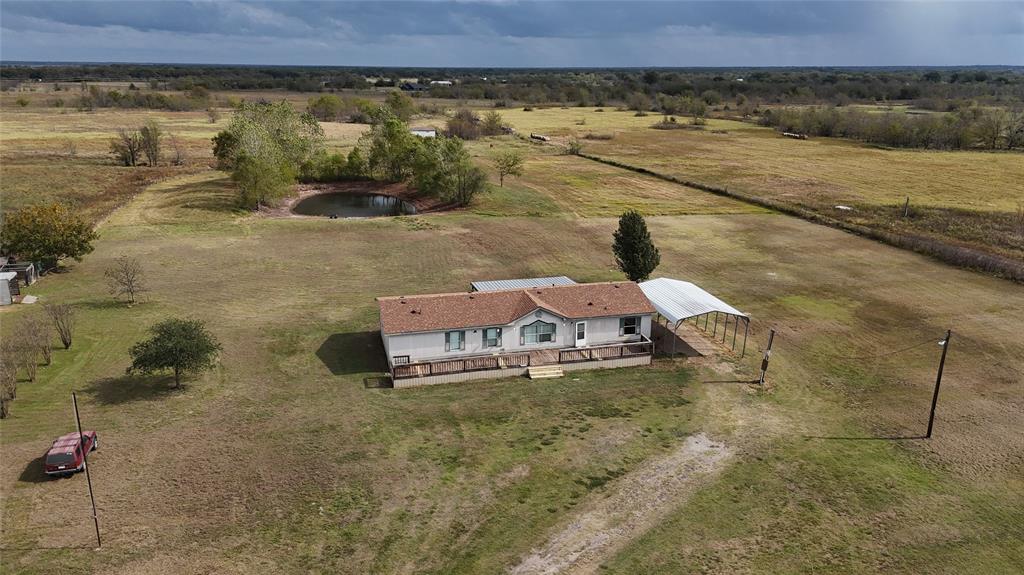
[[377, 281, 655, 387]]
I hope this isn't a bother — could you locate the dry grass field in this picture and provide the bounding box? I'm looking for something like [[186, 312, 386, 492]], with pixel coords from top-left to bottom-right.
[[1, 99, 1022, 574], [468, 138, 766, 217], [494, 107, 1024, 261]]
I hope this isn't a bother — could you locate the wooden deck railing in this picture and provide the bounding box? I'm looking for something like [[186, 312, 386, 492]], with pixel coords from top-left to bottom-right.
[[392, 351, 531, 380], [557, 336, 653, 364], [391, 336, 653, 380]]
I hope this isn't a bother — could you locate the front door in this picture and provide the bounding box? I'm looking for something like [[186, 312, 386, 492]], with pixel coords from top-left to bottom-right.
[[575, 321, 587, 347]]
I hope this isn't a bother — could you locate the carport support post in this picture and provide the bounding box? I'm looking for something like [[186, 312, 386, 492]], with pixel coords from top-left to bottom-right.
[[926, 330, 952, 439], [758, 328, 775, 385], [741, 319, 749, 358], [713, 312, 719, 338], [73, 392, 101, 549]]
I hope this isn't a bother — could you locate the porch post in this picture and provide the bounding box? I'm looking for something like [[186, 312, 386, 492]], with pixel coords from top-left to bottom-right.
[[741, 318, 749, 358]]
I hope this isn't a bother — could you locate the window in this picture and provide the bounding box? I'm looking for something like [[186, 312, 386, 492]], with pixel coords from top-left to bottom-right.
[[444, 331, 465, 352], [483, 327, 502, 347], [521, 320, 556, 345], [392, 355, 410, 365], [619, 316, 640, 336]]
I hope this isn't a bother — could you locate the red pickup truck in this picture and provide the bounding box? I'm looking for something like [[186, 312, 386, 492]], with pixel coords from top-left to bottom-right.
[[44, 431, 98, 476]]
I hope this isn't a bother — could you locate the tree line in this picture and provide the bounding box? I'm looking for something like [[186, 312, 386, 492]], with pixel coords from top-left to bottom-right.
[[6, 64, 1021, 107], [759, 105, 1024, 150]]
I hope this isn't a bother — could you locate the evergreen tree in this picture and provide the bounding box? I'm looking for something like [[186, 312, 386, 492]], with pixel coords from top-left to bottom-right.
[[612, 210, 660, 282]]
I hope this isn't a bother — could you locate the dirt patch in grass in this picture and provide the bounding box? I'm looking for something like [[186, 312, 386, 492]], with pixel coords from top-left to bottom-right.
[[510, 433, 732, 575]]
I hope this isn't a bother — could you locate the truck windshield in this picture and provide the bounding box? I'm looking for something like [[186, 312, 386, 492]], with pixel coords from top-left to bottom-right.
[[46, 453, 75, 466]]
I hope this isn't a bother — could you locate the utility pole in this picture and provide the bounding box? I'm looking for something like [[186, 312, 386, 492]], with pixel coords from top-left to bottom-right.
[[758, 328, 775, 385], [926, 330, 952, 439], [72, 392, 101, 548]]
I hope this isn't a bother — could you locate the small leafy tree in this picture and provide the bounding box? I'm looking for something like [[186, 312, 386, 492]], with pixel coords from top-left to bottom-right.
[[566, 138, 583, 155], [449, 163, 488, 207], [110, 128, 143, 166], [128, 318, 222, 388], [215, 101, 324, 208], [362, 108, 420, 181], [0, 202, 97, 270], [140, 119, 162, 166], [104, 255, 147, 305], [612, 210, 660, 282], [344, 147, 367, 178], [212, 130, 239, 169], [384, 91, 416, 122], [45, 303, 76, 350], [493, 150, 524, 187], [232, 152, 296, 210], [481, 111, 505, 136], [307, 94, 344, 121]]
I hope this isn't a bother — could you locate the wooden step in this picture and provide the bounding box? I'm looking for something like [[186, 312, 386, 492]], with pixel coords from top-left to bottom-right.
[[528, 366, 564, 379]]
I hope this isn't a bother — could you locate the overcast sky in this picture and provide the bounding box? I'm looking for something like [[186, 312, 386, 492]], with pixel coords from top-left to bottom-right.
[[1, 1, 1021, 67]]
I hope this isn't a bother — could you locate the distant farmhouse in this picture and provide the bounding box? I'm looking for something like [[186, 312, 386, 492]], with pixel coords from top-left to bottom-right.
[[378, 278, 655, 387]]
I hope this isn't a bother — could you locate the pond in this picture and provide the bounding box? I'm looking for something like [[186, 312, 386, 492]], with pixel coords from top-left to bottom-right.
[[292, 193, 417, 218]]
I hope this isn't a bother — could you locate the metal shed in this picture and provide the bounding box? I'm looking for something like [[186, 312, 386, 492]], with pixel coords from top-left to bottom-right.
[[470, 276, 577, 292], [0, 271, 17, 306], [639, 277, 750, 356]]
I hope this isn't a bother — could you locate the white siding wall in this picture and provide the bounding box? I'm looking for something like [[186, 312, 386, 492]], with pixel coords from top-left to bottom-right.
[[384, 311, 652, 364]]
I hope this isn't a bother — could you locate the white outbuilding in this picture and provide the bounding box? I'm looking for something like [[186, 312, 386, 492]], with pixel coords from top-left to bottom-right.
[[0, 271, 17, 305]]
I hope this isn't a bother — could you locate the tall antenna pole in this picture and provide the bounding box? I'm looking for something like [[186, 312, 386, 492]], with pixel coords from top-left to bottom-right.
[[925, 330, 952, 439], [72, 392, 101, 548]]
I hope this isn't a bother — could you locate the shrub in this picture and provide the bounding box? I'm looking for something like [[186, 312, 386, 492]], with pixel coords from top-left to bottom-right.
[[446, 108, 481, 139]]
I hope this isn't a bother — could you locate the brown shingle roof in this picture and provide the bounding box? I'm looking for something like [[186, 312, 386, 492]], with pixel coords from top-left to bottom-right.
[[377, 281, 655, 335]]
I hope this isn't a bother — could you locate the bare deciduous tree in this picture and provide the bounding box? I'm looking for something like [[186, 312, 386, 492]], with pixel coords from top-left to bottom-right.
[[169, 134, 187, 166], [111, 128, 143, 166], [207, 107, 221, 124], [104, 255, 147, 305], [13, 340, 38, 382], [0, 342, 20, 418], [20, 312, 53, 365], [140, 119, 162, 166], [45, 303, 76, 350]]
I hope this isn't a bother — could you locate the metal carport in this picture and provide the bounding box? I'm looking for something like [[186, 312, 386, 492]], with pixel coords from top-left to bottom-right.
[[639, 277, 750, 357]]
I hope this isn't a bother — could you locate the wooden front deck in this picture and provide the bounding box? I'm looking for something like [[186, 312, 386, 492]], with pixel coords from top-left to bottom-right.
[[391, 338, 653, 381]]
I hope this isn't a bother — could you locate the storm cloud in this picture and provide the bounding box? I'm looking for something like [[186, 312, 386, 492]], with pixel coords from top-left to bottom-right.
[[1, 1, 1021, 66]]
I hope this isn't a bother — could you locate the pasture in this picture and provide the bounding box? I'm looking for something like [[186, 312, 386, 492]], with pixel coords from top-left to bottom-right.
[[494, 107, 1024, 261], [1, 99, 1022, 574]]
